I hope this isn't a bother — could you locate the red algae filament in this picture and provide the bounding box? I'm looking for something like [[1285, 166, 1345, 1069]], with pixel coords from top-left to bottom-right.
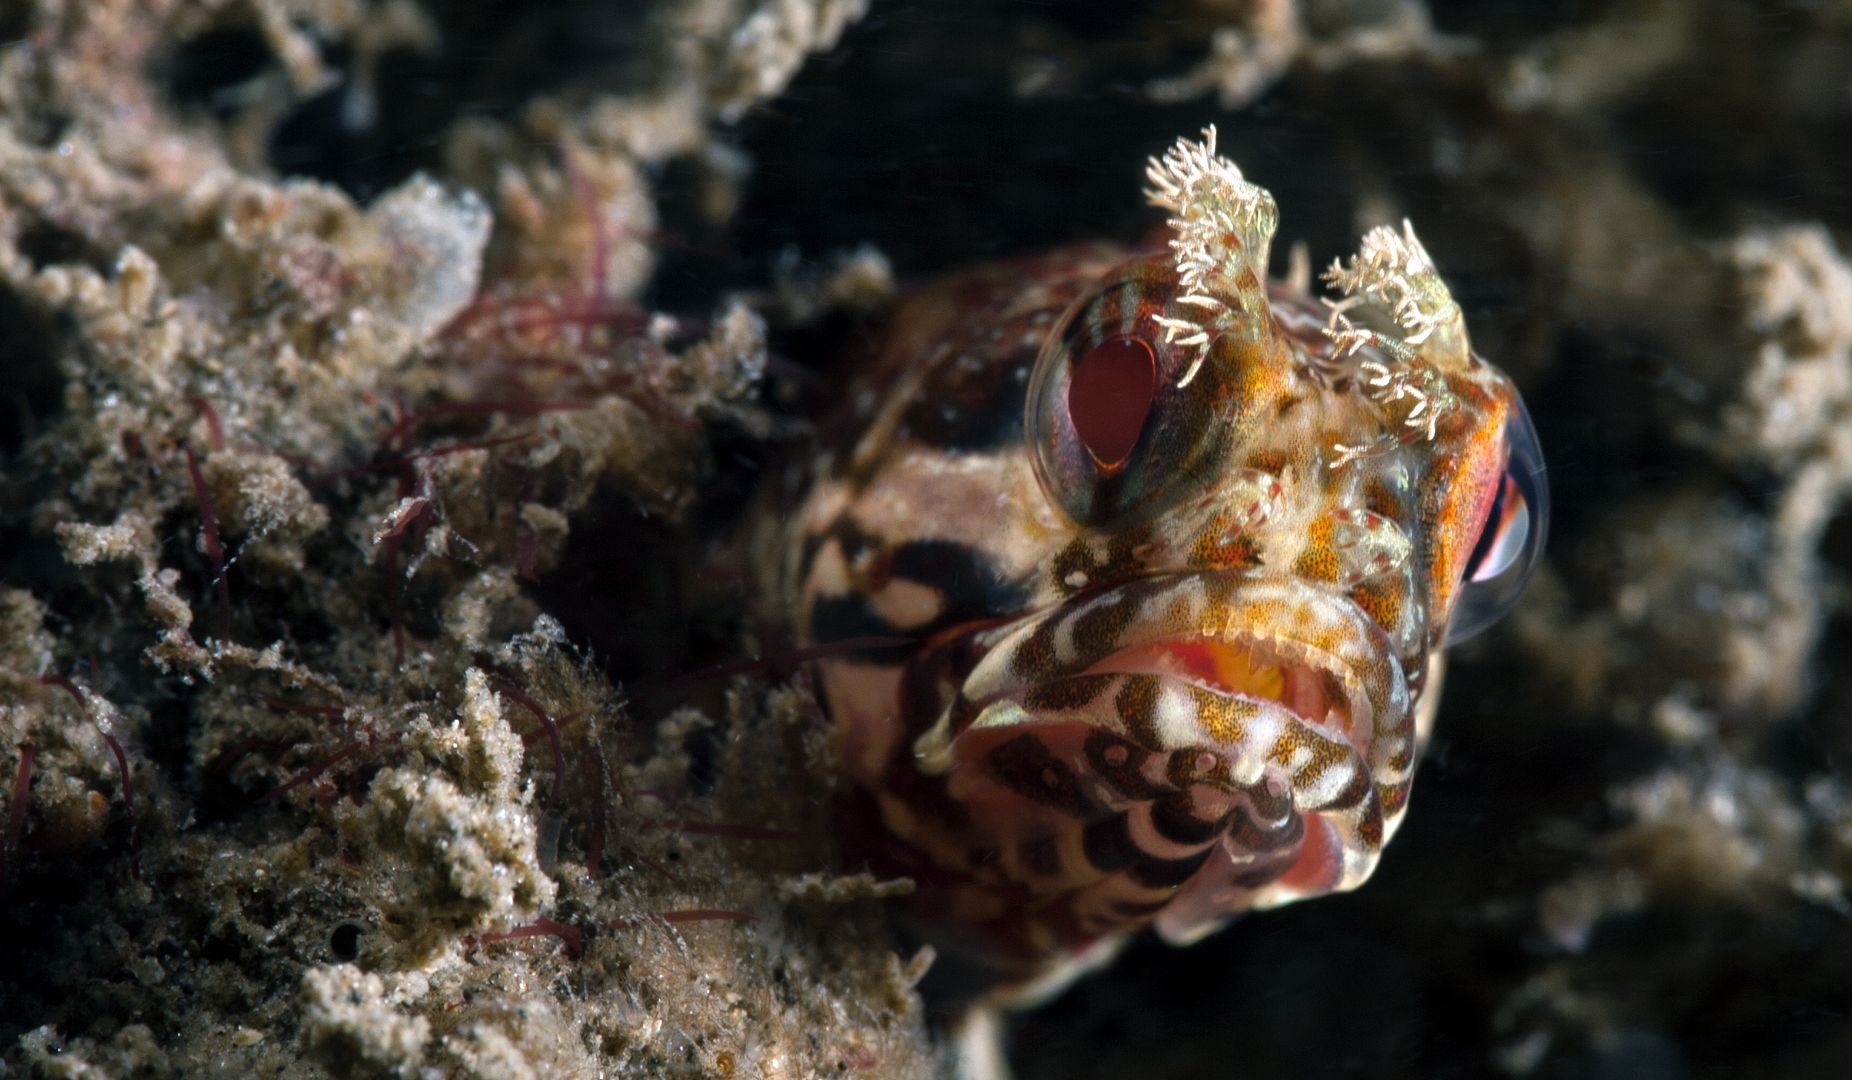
[[468, 916, 585, 959], [259, 737, 383, 804]]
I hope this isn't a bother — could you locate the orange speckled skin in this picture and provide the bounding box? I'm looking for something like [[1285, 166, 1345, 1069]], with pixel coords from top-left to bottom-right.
[[777, 236, 1521, 1001]]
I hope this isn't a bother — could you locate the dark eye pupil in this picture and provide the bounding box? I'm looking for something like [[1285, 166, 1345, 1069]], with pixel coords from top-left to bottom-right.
[[1067, 336, 1157, 469]]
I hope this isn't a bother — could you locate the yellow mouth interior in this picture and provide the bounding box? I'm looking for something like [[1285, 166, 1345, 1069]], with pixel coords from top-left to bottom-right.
[[1086, 637, 1350, 736]]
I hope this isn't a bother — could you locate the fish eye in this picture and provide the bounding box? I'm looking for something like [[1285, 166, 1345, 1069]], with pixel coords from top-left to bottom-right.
[[1027, 265, 1212, 527], [1446, 395, 1548, 645]]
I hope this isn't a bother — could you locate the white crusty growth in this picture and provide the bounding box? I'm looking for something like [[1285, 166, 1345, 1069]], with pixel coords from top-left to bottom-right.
[[1144, 125, 1280, 387]]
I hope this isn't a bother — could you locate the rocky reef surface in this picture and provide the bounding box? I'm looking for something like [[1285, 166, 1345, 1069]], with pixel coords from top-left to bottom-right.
[[2, 1, 1850, 1077]]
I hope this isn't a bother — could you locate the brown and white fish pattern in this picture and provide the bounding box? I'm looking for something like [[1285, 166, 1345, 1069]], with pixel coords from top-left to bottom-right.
[[770, 128, 1546, 1002]]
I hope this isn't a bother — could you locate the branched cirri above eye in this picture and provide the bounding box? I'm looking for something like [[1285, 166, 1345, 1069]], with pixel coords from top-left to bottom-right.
[[1067, 336, 1157, 469]]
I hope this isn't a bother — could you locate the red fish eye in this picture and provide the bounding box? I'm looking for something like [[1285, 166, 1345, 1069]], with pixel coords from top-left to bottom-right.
[[1066, 336, 1157, 469]]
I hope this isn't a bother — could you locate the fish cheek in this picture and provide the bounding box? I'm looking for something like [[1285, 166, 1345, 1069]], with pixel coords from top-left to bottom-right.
[[1291, 515, 1344, 585], [1351, 575, 1411, 647], [1418, 397, 1511, 628], [1206, 332, 1297, 432]]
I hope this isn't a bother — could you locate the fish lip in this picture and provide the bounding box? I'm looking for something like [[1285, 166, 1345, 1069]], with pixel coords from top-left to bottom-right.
[[1077, 626, 1377, 756], [957, 572, 1413, 772]]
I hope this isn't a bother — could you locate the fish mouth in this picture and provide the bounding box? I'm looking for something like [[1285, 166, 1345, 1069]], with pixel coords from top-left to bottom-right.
[[908, 572, 1421, 935], [924, 573, 1414, 790], [1077, 631, 1371, 757]]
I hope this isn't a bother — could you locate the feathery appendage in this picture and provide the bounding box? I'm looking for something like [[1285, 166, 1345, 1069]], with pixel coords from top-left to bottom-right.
[[1144, 126, 1279, 386], [1320, 220, 1467, 363], [1142, 129, 1469, 443]]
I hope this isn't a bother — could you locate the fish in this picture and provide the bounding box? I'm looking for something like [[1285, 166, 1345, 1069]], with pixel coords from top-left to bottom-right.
[[770, 127, 1546, 1005]]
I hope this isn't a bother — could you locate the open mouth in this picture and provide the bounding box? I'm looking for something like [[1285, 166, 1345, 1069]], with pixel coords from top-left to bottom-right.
[[1078, 633, 1370, 753], [936, 574, 1410, 785], [908, 575, 1418, 929]]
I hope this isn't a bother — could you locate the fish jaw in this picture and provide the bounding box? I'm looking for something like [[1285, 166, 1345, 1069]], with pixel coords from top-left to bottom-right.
[[908, 572, 1416, 945]]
